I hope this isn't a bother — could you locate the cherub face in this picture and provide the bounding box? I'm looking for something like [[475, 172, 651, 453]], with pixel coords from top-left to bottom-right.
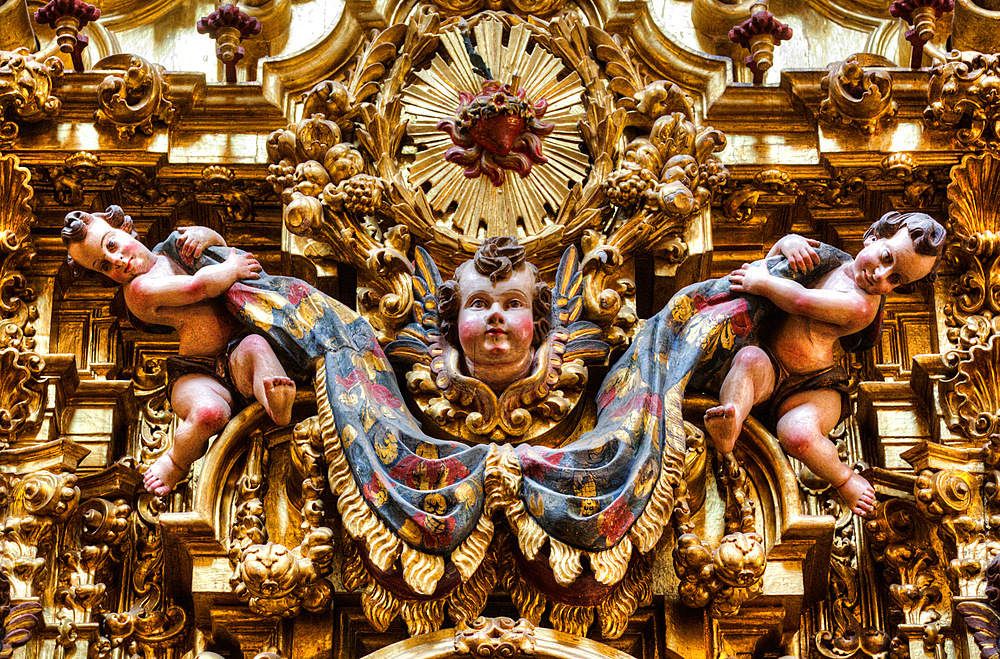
[[457, 266, 535, 376], [853, 227, 938, 296], [67, 216, 152, 285]]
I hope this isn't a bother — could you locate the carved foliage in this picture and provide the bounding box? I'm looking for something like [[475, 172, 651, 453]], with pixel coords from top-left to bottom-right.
[[0, 155, 43, 444], [94, 54, 177, 139], [673, 450, 765, 617], [865, 499, 950, 640], [102, 495, 187, 658], [819, 55, 897, 134], [926, 51, 1000, 149], [229, 423, 334, 619], [0, 49, 63, 144]]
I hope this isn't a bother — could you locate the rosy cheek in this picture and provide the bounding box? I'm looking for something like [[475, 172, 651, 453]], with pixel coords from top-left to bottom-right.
[[457, 315, 481, 346], [510, 314, 533, 343]]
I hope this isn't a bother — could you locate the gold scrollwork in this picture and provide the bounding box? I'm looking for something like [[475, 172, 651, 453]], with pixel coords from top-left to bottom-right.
[[229, 428, 334, 618], [0, 48, 63, 145], [0, 155, 42, 445], [865, 498, 951, 642], [926, 50, 1000, 149], [94, 54, 178, 139], [819, 55, 897, 135], [673, 451, 765, 617]]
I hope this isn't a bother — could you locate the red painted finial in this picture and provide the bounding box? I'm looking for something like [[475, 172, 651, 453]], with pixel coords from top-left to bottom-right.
[[728, 11, 793, 85], [196, 4, 262, 83]]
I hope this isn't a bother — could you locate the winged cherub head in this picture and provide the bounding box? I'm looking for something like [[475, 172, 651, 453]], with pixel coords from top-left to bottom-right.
[[438, 237, 551, 392]]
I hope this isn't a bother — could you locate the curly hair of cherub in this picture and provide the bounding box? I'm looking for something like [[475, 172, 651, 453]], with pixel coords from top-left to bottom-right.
[[438, 237, 552, 348], [864, 210, 946, 292], [61, 205, 137, 286]]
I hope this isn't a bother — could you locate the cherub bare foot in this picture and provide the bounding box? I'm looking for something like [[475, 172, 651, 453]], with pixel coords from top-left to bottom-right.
[[836, 472, 876, 517], [143, 451, 187, 496], [262, 376, 295, 426], [704, 404, 740, 453]]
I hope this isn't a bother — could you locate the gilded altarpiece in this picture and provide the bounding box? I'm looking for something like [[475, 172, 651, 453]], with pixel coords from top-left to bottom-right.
[[2, 0, 1000, 658]]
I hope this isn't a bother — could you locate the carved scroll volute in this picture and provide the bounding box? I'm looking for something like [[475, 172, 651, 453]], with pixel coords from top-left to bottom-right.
[[55, 497, 132, 651], [819, 54, 897, 134], [0, 470, 81, 600], [914, 469, 987, 597], [0, 48, 64, 145], [0, 155, 44, 445], [94, 54, 178, 139], [926, 51, 1000, 149]]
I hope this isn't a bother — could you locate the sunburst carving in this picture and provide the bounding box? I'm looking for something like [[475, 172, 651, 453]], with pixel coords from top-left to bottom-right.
[[400, 16, 588, 239]]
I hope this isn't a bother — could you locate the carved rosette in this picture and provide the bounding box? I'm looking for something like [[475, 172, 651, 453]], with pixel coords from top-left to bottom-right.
[[0, 155, 43, 444], [926, 51, 1000, 149], [94, 54, 178, 139], [0, 48, 64, 145], [819, 55, 897, 134]]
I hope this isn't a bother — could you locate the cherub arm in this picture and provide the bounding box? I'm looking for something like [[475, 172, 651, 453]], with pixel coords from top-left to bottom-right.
[[175, 226, 226, 259], [127, 248, 261, 312], [729, 262, 877, 327], [766, 234, 822, 273]]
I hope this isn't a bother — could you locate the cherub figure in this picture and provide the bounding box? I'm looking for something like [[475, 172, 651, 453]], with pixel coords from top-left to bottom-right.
[[437, 237, 551, 392], [62, 206, 297, 496], [703, 211, 946, 516]]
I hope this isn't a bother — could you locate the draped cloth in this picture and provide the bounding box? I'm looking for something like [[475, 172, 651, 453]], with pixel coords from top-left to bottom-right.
[[158, 233, 867, 556]]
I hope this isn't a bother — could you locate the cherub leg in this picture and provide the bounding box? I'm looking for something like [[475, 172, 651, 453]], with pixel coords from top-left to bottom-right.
[[144, 374, 233, 496], [774, 389, 875, 517], [230, 334, 296, 426], [704, 346, 777, 454]]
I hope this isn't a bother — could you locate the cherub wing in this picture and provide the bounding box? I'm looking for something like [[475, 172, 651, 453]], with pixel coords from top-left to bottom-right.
[[549, 245, 610, 367], [385, 246, 443, 365], [957, 601, 1000, 659]]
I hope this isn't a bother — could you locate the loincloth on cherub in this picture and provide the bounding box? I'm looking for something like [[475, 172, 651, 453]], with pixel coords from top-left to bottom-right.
[[752, 344, 850, 435], [165, 330, 303, 412]]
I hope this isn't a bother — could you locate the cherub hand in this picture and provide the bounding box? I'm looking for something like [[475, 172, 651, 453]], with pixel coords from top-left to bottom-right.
[[729, 262, 768, 294], [775, 235, 821, 273], [225, 248, 262, 280], [176, 226, 225, 259]]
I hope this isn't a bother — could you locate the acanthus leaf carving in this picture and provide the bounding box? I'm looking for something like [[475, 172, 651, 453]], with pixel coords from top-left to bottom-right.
[[94, 54, 178, 139], [926, 51, 1000, 149], [0, 155, 43, 444], [0, 49, 63, 145], [819, 54, 897, 135]]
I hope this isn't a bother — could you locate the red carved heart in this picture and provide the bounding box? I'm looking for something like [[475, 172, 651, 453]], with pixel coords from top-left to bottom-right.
[[468, 113, 525, 156]]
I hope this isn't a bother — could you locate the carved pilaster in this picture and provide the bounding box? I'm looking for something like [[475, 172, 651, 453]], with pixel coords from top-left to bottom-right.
[[866, 498, 952, 659], [0, 155, 45, 447]]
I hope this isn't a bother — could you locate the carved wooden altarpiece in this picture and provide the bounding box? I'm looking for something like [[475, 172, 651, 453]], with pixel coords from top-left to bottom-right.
[[2, 0, 1000, 658]]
